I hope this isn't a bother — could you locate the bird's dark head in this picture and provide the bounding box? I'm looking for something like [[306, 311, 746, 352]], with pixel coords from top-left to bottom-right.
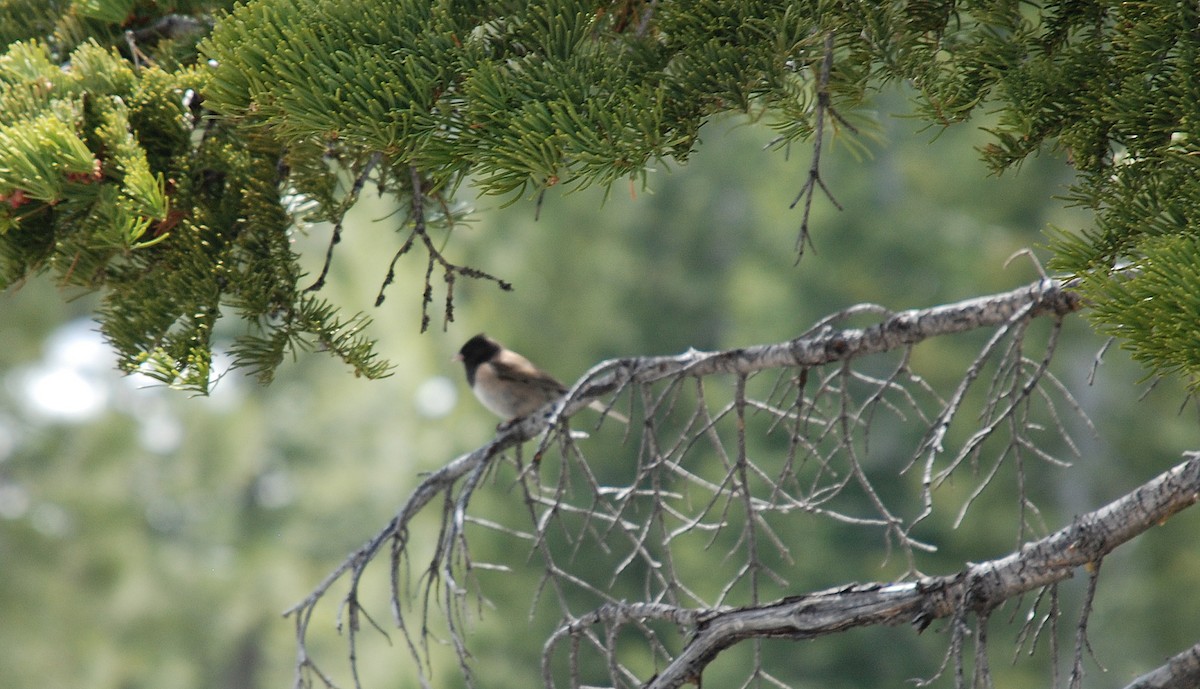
[[456, 333, 500, 368]]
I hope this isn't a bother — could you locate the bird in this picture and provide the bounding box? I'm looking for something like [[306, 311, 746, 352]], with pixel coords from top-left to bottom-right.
[[454, 333, 626, 424]]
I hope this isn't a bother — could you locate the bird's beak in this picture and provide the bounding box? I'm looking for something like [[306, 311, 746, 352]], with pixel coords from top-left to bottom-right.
[[452, 353, 463, 362]]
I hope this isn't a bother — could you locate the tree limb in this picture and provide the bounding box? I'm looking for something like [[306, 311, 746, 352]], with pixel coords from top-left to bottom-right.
[[284, 276, 1083, 687], [1123, 641, 1200, 689], [554, 277, 1080, 423], [640, 453, 1200, 689]]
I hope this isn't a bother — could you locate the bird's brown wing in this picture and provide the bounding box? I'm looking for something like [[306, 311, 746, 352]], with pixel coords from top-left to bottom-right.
[[489, 351, 567, 397], [488, 350, 629, 424]]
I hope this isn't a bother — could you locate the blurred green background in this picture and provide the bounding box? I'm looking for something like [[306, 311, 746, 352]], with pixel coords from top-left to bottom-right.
[[1, 89, 1196, 689]]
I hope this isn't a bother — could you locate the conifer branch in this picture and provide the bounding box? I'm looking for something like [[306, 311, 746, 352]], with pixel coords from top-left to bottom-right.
[[4, 1, 1200, 385]]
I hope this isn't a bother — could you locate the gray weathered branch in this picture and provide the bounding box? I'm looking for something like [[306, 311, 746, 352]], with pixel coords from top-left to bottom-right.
[[284, 277, 1083, 687], [557, 277, 1079, 419], [1123, 641, 1200, 689], [289, 278, 1080, 616], [639, 453, 1200, 689]]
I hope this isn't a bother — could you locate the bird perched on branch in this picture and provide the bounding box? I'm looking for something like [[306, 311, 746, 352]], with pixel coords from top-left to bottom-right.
[[455, 333, 626, 424]]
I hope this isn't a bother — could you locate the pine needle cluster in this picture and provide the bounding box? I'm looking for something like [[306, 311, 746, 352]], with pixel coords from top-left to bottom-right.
[[1, 1, 1197, 389]]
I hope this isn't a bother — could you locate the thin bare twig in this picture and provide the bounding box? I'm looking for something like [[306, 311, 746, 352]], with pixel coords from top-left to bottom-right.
[[790, 32, 851, 257], [307, 153, 382, 293], [375, 167, 512, 331]]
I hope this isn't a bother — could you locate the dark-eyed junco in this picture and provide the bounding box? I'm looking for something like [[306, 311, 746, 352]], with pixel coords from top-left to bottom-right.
[[454, 333, 626, 423]]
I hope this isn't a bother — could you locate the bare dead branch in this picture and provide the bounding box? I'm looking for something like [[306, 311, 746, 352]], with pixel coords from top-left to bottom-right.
[[1068, 562, 1105, 689], [641, 453, 1200, 689], [375, 167, 512, 331], [306, 153, 382, 293], [791, 31, 847, 257], [287, 277, 1086, 689], [283, 438, 517, 687], [555, 279, 1079, 419], [1123, 641, 1200, 689]]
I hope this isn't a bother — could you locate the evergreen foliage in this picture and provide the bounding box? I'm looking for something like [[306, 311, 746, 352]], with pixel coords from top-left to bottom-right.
[[0, 1, 1198, 389], [0, 9, 389, 392]]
